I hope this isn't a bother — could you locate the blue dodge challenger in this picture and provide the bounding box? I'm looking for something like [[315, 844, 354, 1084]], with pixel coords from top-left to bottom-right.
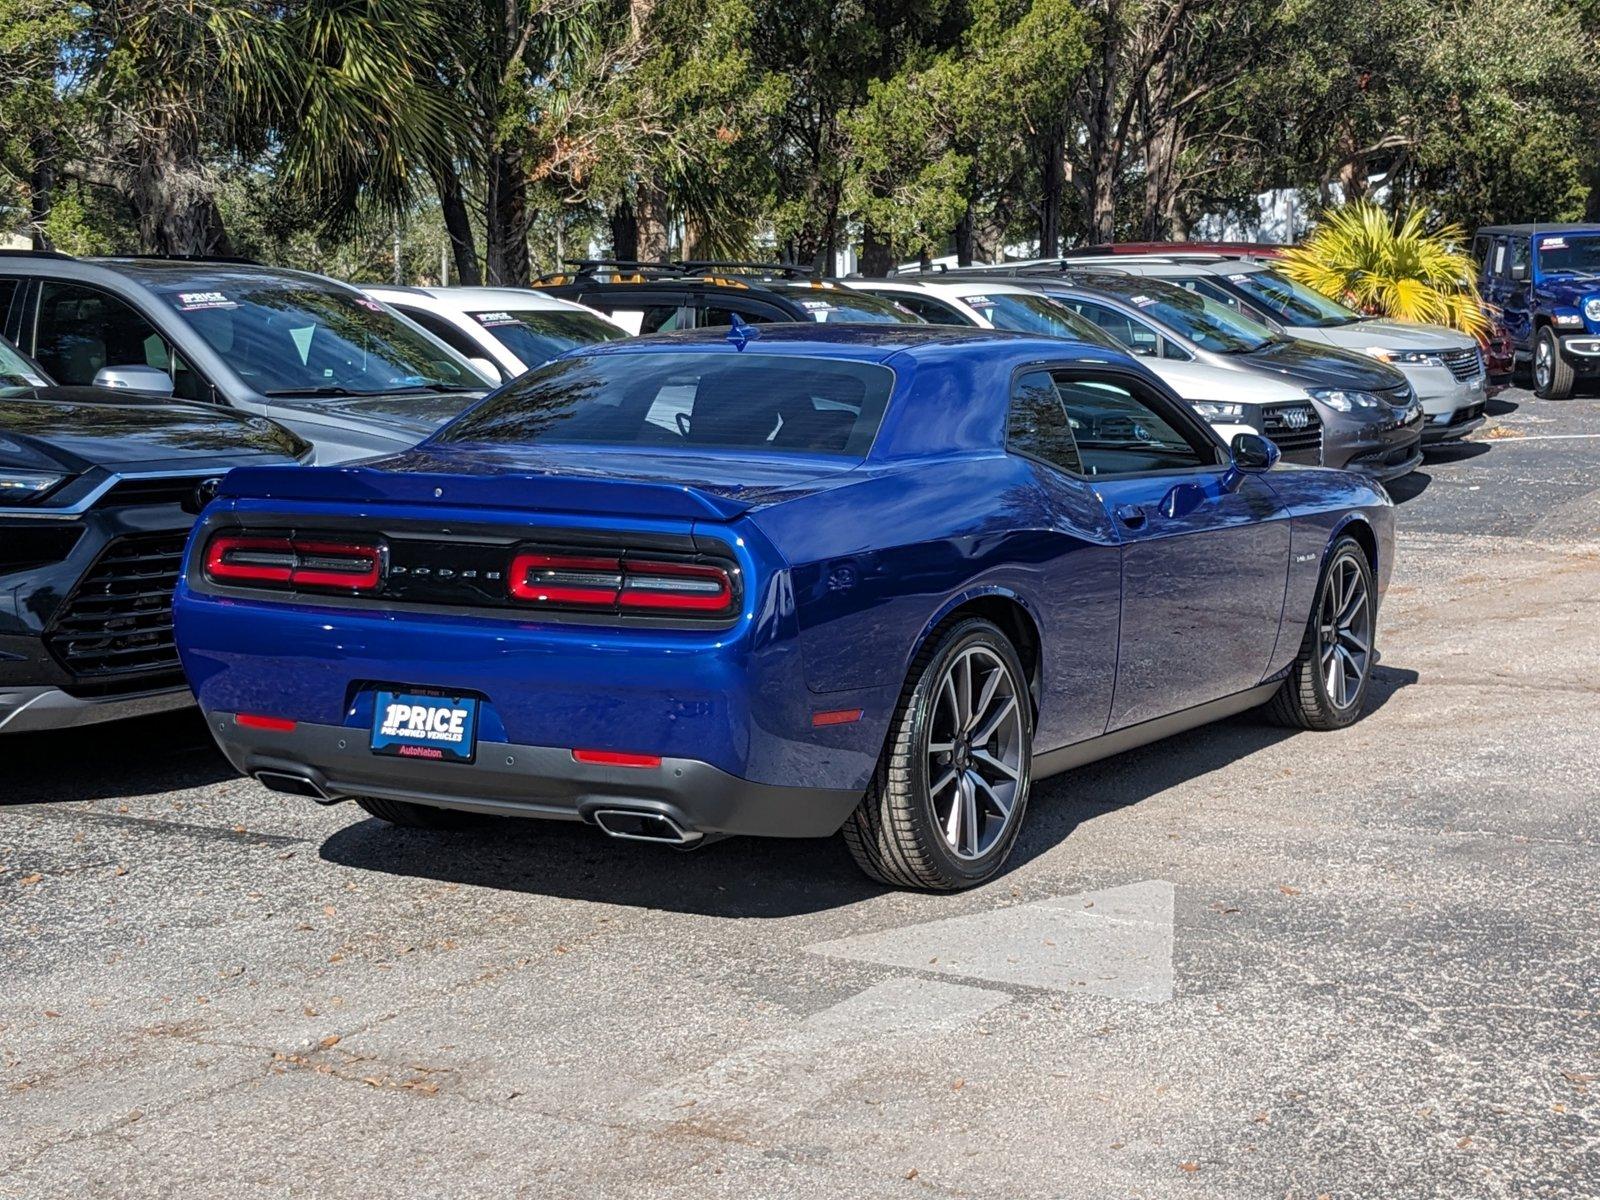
[[172, 325, 1393, 889]]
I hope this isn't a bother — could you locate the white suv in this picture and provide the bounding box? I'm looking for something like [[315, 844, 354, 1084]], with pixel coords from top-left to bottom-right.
[[363, 286, 627, 383]]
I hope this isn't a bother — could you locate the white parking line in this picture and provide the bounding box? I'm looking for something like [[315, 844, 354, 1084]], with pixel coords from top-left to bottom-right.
[[806, 880, 1176, 1004], [627, 976, 1010, 1128], [1481, 433, 1600, 442]]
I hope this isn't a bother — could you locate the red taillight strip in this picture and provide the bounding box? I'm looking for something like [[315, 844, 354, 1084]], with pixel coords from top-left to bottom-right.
[[618, 559, 733, 612], [206, 535, 294, 584], [509, 549, 735, 618], [572, 749, 662, 768], [205, 532, 382, 593], [508, 552, 623, 606], [235, 713, 297, 732]]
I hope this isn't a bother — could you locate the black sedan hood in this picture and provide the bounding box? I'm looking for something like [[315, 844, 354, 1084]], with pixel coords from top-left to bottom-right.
[[0, 386, 309, 474], [1237, 339, 1408, 390]]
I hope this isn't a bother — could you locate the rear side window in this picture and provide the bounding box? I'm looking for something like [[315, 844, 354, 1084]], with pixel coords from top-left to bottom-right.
[[582, 298, 685, 335], [394, 305, 487, 361], [437, 351, 894, 458], [1007, 370, 1082, 474], [879, 292, 968, 323]]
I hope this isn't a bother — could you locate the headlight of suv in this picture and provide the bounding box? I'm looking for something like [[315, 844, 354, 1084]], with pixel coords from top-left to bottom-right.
[[0, 470, 66, 503], [1306, 387, 1382, 412], [1363, 347, 1441, 365], [1190, 401, 1250, 426], [1584, 298, 1600, 323]]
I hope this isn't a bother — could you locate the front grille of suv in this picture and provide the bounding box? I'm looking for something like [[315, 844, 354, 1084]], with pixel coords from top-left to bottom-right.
[[1261, 403, 1323, 464], [1440, 348, 1484, 381], [43, 532, 188, 695]]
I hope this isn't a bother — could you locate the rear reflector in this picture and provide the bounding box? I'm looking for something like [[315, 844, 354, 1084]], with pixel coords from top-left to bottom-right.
[[572, 749, 662, 768], [235, 713, 297, 732], [206, 532, 382, 593], [510, 549, 735, 618], [812, 708, 864, 727]]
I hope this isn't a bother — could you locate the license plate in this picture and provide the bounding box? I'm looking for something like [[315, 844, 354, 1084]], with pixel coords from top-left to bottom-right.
[[370, 691, 478, 763]]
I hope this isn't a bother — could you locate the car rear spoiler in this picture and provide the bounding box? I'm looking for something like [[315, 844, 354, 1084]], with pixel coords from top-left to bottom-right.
[[215, 465, 753, 521]]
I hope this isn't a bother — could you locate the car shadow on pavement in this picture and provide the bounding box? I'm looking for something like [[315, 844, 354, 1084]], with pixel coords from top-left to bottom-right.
[[1387, 471, 1434, 503], [1, 709, 234, 806], [318, 664, 1420, 917]]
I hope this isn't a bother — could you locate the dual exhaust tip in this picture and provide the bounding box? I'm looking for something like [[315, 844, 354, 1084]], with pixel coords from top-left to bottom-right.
[[254, 772, 701, 846]]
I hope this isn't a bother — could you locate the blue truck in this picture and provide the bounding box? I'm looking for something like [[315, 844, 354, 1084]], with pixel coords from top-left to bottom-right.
[[1474, 223, 1600, 399]]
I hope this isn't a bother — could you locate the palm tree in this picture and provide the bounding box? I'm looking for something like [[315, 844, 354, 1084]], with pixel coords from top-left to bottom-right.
[[1279, 201, 1489, 336]]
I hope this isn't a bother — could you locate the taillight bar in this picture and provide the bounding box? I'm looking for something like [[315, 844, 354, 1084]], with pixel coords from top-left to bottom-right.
[[206, 532, 382, 593], [509, 550, 735, 618]]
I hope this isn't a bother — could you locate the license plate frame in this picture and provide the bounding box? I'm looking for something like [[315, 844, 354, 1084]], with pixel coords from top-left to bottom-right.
[[370, 690, 479, 763]]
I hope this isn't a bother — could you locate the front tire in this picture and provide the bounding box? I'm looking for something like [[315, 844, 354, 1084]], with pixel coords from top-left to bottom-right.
[[843, 618, 1033, 890], [1534, 326, 1575, 399], [354, 796, 482, 830], [1265, 536, 1376, 731]]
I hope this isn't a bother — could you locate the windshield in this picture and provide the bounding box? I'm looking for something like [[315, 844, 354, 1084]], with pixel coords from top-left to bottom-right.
[[469, 309, 624, 367], [962, 291, 1122, 349], [1216, 269, 1359, 327], [771, 286, 923, 324], [1535, 234, 1600, 277], [436, 351, 894, 458], [158, 281, 483, 396], [0, 337, 49, 392], [1100, 281, 1275, 354]]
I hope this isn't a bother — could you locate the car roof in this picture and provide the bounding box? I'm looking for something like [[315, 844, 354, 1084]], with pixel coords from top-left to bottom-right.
[[856, 278, 1037, 299], [1475, 223, 1600, 237], [363, 285, 583, 312], [1066, 257, 1268, 278], [569, 322, 1118, 364]]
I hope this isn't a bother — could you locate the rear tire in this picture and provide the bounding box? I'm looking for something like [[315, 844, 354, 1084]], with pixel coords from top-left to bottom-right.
[[1533, 326, 1575, 399], [843, 618, 1033, 891], [1265, 536, 1376, 731], [353, 796, 482, 830]]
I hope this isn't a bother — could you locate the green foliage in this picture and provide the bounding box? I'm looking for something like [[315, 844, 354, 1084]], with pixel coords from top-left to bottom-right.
[[1280, 201, 1490, 335]]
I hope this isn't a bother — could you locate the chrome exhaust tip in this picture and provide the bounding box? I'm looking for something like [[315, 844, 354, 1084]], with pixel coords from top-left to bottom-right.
[[591, 808, 702, 845], [254, 770, 342, 805]]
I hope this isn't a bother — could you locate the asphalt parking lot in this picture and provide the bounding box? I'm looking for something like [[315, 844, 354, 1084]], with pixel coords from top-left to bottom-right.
[[3, 385, 1597, 1200]]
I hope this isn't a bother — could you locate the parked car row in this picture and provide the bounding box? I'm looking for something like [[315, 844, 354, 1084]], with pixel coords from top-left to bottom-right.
[[0, 230, 1565, 887]]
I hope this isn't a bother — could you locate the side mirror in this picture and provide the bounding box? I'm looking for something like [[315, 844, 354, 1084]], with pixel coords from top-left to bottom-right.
[[1510, 262, 1528, 282], [467, 356, 502, 384], [1230, 431, 1280, 472], [93, 365, 175, 397]]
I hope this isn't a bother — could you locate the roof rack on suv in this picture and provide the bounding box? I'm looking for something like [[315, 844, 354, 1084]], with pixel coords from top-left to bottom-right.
[[99, 254, 264, 266], [675, 260, 820, 280], [533, 259, 685, 286]]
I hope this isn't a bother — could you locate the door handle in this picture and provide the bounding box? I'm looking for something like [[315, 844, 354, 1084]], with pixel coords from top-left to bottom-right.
[[1114, 503, 1147, 529]]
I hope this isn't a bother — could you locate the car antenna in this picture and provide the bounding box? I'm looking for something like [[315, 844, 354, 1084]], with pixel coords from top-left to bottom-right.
[[726, 312, 760, 350]]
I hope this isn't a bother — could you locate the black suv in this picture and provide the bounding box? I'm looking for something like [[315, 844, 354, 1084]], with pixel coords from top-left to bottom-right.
[[0, 251, 490, 463], [0, 334, 307, 733], [533, 261, 924, 332]]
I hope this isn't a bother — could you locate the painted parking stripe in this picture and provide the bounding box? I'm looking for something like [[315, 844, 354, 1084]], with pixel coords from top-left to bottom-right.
[[627, 976, 1010, 1127], [806, 880, 1176, 1004]]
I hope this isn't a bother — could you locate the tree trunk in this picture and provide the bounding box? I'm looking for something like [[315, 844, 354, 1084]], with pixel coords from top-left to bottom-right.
[[433, 160, 481, 285], [1038, 126, 1064, 257], [131, 129, 232, 256], [610, 198, 639, 261], [635, 180, 671, 262], [1089, 158, 1117, 244], [955, 203, 975, 267], [28, 137, 53, 251], [859, 224, 893, 276], [484, 142, 530, 286]]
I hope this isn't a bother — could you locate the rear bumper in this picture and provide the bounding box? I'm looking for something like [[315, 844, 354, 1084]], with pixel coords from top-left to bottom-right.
[[0, 683, 193, 734], [209, 713, 863, 838]]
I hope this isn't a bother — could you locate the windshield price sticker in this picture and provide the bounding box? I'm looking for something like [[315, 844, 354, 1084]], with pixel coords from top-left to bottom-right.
[[1542, 237, 1568, 250], [1228, 273, 1250, 283], [1131, 294, 1156, 307], [799, 299, 836, 311], [965, 295, 993, 306], [474, 311, 522, 327], [172, 291, 237, 312], [355, 297, 383, 312]]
